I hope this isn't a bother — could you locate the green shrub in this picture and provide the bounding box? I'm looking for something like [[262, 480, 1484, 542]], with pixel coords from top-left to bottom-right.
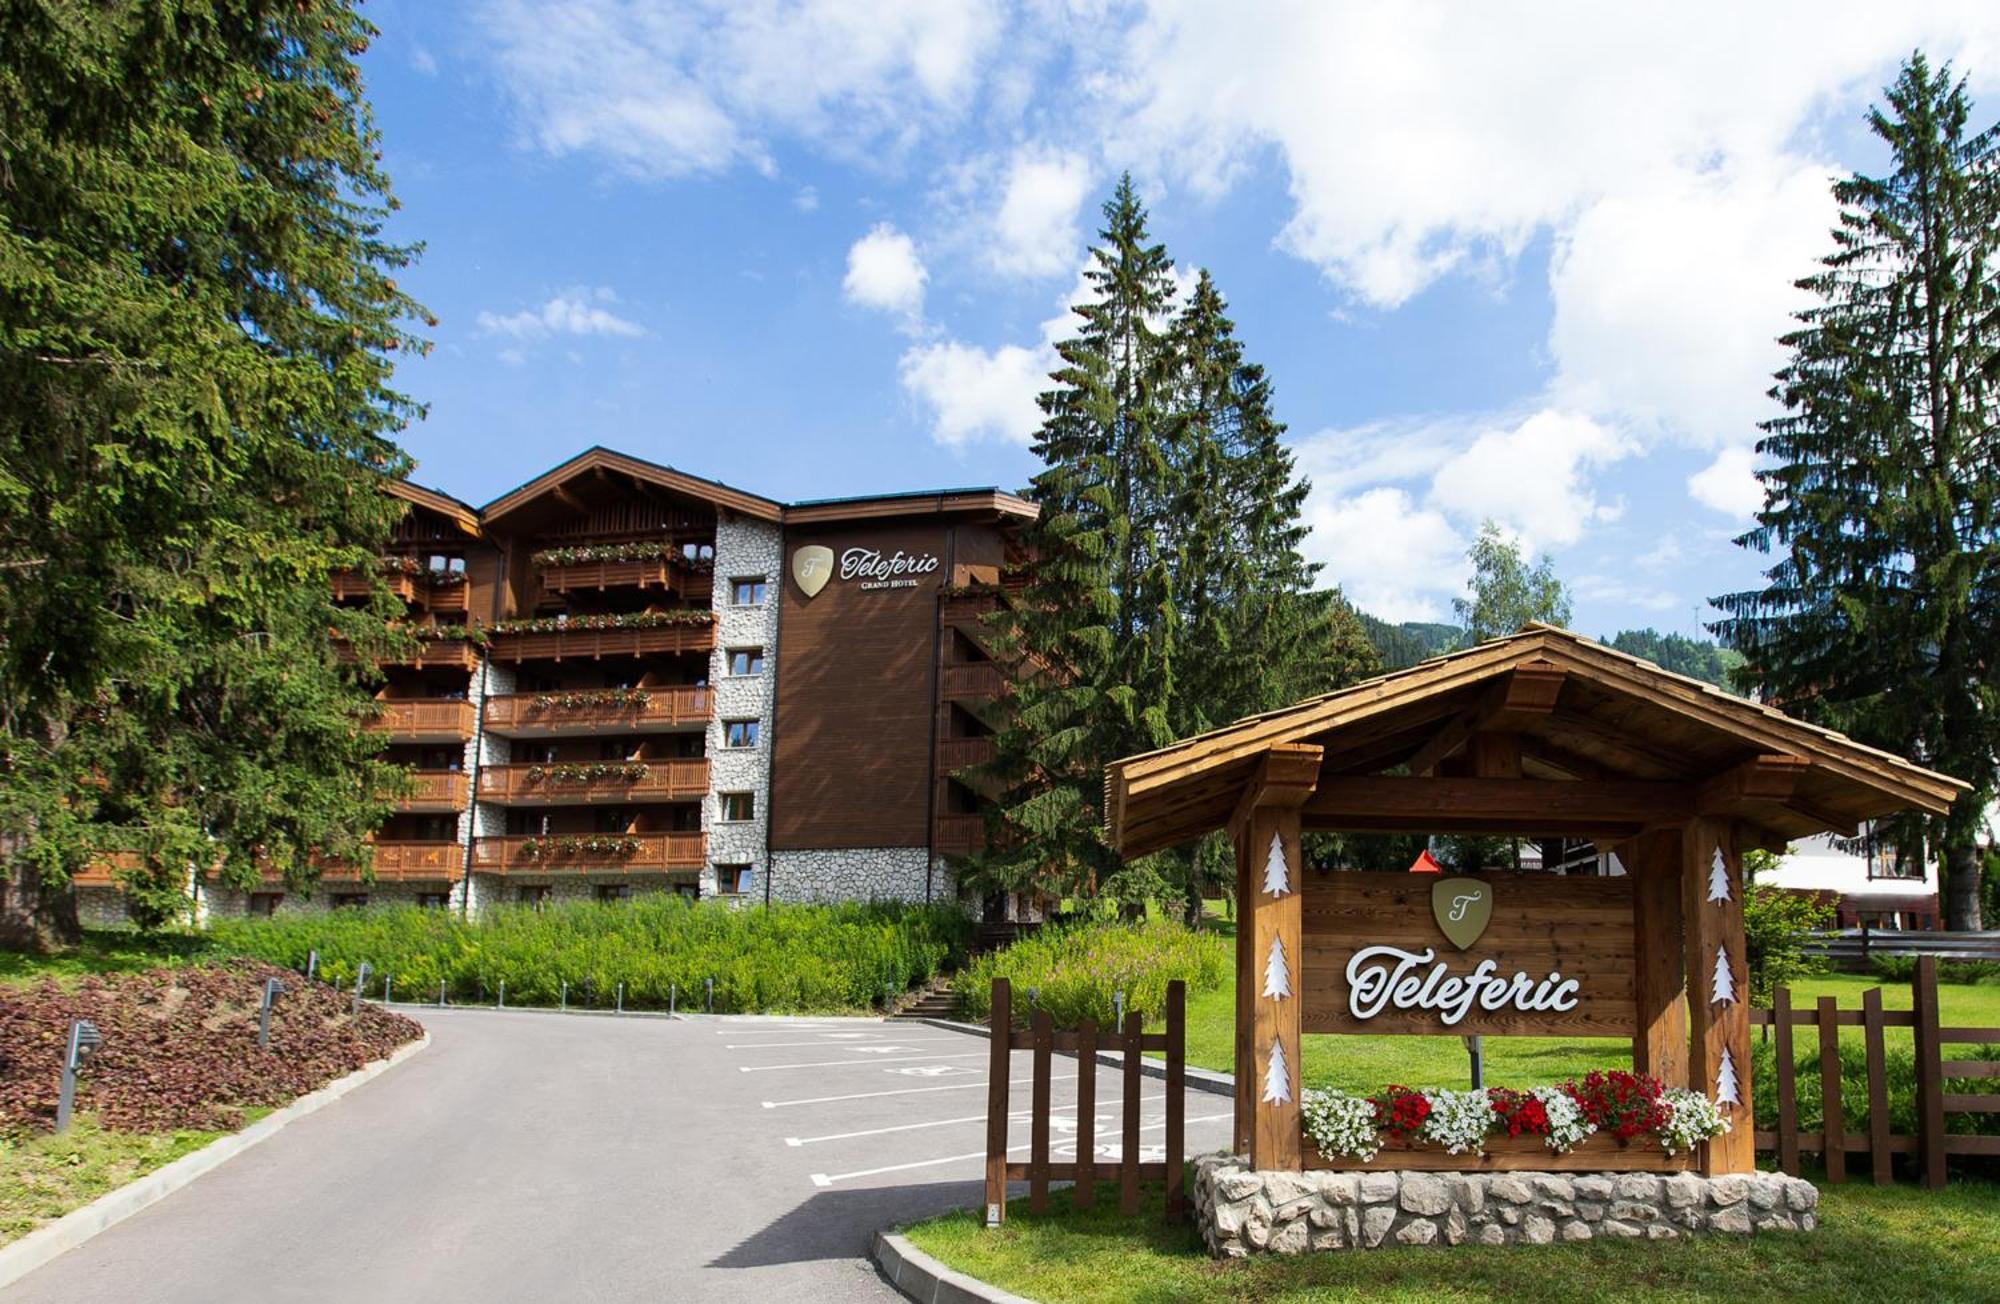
[[952, 920, 1230, 1028], [207, 898, 973, 1014], [1741, 882, 1835, 999], [1869, 956, 2000, 986], [1750, 1037, 2000, 1141]]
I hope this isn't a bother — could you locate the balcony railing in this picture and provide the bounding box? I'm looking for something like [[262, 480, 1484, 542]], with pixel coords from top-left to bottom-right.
[[333, 570, 417, 603], [488, 623, 715, 663], [397, 769, 469, 812], [338, 631, 481, 671], [481, 685, 710, 735], [476, 760, 708, 805], [470, 832, 705, 874], [315, 841, 465, 882], [934, 815, 986, 855], [368, 698, 477, 741], [937, 737, 996, 772], [940, 662, 1004, 700]]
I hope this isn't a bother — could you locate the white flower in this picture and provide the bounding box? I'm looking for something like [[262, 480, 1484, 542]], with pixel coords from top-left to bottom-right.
[[1420, 1089, 1492, 1155], [1657, 1088, 1731, 1155], [1531, 1085, 1593, 1154], [1301, 1088, 1381, 1162]]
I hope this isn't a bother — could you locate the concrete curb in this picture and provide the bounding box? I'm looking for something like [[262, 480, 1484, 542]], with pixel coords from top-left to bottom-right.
[[0, 1033, 431, 1293], [912, 1017, 1236, 1098], [873, 1230, 1041, 1304]]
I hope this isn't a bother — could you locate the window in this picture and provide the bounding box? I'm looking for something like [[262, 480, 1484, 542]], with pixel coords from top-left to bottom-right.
[[332, 893, 369, 910], [600, 738, 634, 761], [416, 892, 450, 910], [516, 885, 550, 909], [730, 577, 768, 607], [724, 719, 760, 749], [728, 647, 766, 677], [718, 791, 755, 822], [596, 883, 632, 903], [248, 892, 283, 917], [593, 806, 631, 834], [716, 865, 752, 896]]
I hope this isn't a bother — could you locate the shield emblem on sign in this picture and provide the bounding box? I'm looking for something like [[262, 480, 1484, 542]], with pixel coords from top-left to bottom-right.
[[792, 545, 833, 598], [1431, 877, 1492, 951]]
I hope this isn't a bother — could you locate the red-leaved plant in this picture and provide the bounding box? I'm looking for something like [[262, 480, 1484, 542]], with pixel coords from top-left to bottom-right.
[[1564, 1070, 1668, 1140]]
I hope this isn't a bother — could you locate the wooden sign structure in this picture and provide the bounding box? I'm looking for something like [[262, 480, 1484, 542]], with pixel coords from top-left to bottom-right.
[[1107, 625, 1966, 1177]]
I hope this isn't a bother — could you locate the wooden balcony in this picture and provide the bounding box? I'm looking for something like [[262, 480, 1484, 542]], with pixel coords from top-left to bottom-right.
[[315, 841, 465, 883], [476, 760, 708, 805], [481, 685, 710, 736], [333, 569, 417, 603], [397, 769, 469, 812], [940, 661, 1004, 701], [339, 632, 481, 671], [424, 580, 469, 613], [470, 832, 705, 874], [488, 622, 715, 663], [934, 814, 986, 856], [368, 698, 476, 742], [937, 736, 996, 772]]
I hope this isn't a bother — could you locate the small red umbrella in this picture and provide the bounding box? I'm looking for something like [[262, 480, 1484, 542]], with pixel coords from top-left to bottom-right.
[[1408, 848, 1445, 874]]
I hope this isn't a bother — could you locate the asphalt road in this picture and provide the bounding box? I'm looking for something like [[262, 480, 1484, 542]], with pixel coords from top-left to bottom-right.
[[3, 1006, 1231, 1303]]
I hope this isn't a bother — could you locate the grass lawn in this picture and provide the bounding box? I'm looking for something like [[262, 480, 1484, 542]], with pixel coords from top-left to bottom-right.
[[1164, 973, 2000, 1093], [0, 1113, 265, 1247], [904, 1174, 2000, 1304], [0, 928, 211, 989]]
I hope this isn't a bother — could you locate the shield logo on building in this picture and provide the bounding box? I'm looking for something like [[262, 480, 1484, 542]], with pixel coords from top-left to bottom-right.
[[792, 545, 834, 598], [1431, 877, 1492, 951]]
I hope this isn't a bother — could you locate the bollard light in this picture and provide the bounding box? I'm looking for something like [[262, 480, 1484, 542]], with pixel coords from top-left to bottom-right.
[[704, 977, 714, 1013], [384, 974, 394, 1006], [669, 982, 677, 1016], [1028, 986, 1041, 1009], [437, 978, 447, 1008], [55, 1020, 103, 1134], [498, 979, 506, 1009], [1113, 990, 1125, 1026], [258, 977, 287, 1050], [351, 962, 372, 1015], [616, 982, 624, 1015], [561, 980, 568, 1012], [307, 949, 318, 983]]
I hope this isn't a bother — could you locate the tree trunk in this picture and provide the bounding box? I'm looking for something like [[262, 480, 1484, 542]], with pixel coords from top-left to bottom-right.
[[1943, 838, 1985, 932], [0, 869, 84, 952]]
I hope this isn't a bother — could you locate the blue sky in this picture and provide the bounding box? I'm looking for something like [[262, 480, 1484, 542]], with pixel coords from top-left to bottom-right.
[[359, 2, 2000, 635]]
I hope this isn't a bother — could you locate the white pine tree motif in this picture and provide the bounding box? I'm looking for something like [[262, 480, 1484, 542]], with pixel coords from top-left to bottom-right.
[[1710, 944, 1737, 1005], [1262, 935, 1291, 1000], [1262, 832, 1290, 897], [1716, 1046, 1742, 1106], [1262, 1039, 1291, 1104], [1707, 848, 1732, 904]]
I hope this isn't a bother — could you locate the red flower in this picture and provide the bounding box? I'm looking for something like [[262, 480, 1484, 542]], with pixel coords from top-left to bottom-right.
[[1487, 1088, 1551, 1138], [1563, 1070, 1667, 1140], [1370, 1085, 1432, 1138]]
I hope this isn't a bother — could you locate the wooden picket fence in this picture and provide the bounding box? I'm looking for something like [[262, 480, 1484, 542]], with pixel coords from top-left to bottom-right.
[[1754, 956, 2000, 1187], [983, 977, 1186, 1226]]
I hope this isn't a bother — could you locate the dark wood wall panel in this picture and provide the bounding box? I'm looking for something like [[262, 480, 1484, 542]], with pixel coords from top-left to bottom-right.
[[770, 521, 966, 850]]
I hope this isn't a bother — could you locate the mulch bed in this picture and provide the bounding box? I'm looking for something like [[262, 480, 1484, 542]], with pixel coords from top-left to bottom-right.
[[0, 959, 424, 1133]]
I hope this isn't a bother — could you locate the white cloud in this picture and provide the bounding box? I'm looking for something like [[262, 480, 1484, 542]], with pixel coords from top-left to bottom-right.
[[843, 223, 929, 322], [1426, 410, 1635, 550], [1688, 446, 1766, 518], [1304, 487, 1466, 623], [480, 0, 1005, 179], [1573, 573, 1682, 613], [475, 288, 645, 339], [898, 340, 1046, 447], [411, 45, 439, 77], [989, 148, 1093, 277], [794, 185, 820, 212]]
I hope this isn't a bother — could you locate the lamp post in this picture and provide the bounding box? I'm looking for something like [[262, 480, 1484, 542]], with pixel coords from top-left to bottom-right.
[[55, 1020, 103, 1134], [258, 978, 286, 1050]]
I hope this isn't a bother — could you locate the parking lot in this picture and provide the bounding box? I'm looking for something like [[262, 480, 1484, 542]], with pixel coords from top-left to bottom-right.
[[1, 1006, 1233, 1303]]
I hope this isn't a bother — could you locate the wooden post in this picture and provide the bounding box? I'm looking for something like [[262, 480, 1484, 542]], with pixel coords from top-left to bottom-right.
[[1913, 956, 1947, 1189], [1625, 828, 1687, 1086], [1773, 985, 1798, 1175], [1247, 803, 1303, 1171], [1120, 1011, 1142, 1214], [1818, 995, 1845, 1183], [1680, 816, 1753, 1174], [984, 978, 1012, 1226], [1232, 823, 1255, 1155], [1074, 1020, 1097, 1210], [1029, 1009, 1052, 1214], [1863, 985, 1891, 1185], [1165, 980, 1186, 1218]]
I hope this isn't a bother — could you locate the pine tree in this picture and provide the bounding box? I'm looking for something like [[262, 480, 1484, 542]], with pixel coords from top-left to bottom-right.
[[1262, 1038, 1291, 1104], [1262, 935, 1291, 1000], [1711, 945, 1737, 1005], [1707, 850, 1732, 904], [1262, 831, 1290, 897], [973, 177, 1181, 903], [1713, 53, 2000, 930], [0, 3, 428, 945], [1716, 1046, 1742, 1107]]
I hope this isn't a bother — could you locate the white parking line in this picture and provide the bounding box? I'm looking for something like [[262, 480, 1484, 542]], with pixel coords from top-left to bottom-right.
[[761, 1077, 1030, 1109], [722, 1038, 929, 1050], [783, 1104, 1083, 1147], [810, 1144, 1015, 1187], [737, 1052, 989, 1073]]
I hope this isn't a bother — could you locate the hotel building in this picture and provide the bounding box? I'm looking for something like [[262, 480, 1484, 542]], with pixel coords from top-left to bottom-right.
[[76, 447, 1033, 920]]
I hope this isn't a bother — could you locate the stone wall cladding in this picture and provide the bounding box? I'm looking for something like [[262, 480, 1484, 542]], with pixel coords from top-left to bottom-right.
[[707, 513, 781, 898], [769, 848, 931, 903], [1192, 1156, 1819, 1257], [202, 882, 444, 918]]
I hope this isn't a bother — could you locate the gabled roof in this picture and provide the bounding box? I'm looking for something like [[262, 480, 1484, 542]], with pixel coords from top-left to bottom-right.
[[480, 446, 785, 523], [1105, 624, 1966, 858], [385, 478, 482, 534], [785, 487, 1038, 524]]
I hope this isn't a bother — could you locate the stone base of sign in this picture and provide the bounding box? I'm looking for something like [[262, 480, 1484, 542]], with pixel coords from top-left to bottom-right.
[[1192, 1154, 1818, 1257]]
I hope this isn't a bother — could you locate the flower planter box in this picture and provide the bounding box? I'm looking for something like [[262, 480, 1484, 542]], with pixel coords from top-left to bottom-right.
[[1305, 1130, 1697, 1173], [480, 686, 709, 735], [488, 624, 715, 663]]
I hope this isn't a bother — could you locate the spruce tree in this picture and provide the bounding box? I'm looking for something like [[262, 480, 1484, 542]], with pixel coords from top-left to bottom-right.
[[1713, 53, 2000, 930], [0, 2, 428, 944]]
